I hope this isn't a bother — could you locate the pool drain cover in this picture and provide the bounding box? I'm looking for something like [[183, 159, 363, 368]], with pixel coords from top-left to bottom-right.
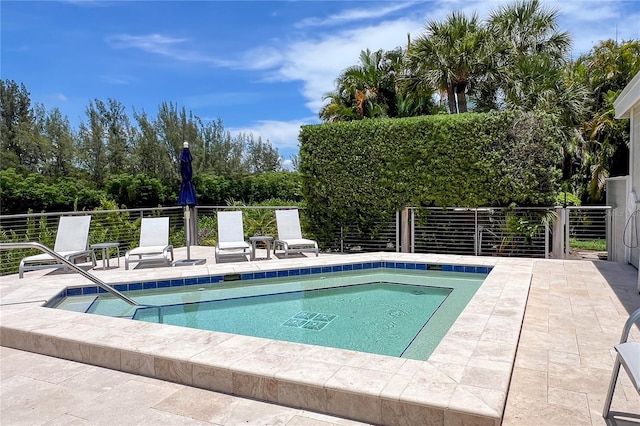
[[282, 311, 336, 330]]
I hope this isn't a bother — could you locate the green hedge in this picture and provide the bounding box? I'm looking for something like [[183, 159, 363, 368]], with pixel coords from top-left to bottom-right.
[[1, 169, 302, 214], [194, 172, 302, 205], [299, 111, 562, 245]]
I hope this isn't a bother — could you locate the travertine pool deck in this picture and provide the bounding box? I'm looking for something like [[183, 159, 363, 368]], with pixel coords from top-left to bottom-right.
[[1, 248, 639, 425]]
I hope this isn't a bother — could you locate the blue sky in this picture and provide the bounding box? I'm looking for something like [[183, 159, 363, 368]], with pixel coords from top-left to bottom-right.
[[2, 0, 640, 168]]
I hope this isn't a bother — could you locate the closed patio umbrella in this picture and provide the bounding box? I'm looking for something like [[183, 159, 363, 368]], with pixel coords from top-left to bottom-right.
[[178, 141, 197, 207], [175, 141, 205, 265]]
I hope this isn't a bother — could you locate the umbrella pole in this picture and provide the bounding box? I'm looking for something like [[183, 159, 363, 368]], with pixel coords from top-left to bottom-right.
[[174, 206, 205, 266], [185, 206, 191, 260]]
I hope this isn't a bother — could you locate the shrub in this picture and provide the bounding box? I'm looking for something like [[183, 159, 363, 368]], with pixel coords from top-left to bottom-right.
[[299, 111, 562, 246]]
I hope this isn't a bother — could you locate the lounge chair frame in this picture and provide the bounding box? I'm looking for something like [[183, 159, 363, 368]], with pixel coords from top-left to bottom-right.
[[19, 216, 96, 279], [125, 217, 174, 270], [603, 307, 640, 418], [215, 211, 253, 263], [274, 209, 318, 257]]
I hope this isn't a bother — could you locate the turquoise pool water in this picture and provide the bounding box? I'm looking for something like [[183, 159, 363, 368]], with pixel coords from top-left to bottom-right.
[[56, 268, 486, 359], [135, 282, 450, 357]]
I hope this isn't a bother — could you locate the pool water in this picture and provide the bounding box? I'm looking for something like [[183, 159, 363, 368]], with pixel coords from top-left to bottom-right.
[[135, 282, 450, 357], [56, 269, 486, 359]]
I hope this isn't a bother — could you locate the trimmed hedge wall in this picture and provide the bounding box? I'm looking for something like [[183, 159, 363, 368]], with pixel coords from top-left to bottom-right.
[[299, 111, 562, 246]]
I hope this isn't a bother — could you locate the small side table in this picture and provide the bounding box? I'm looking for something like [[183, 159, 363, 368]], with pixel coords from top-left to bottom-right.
[[91, 242, 120, 270], [249, 236, 273, 261]]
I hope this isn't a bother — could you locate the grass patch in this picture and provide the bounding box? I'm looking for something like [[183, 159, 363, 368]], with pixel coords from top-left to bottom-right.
[[570, 238, 606, 251]]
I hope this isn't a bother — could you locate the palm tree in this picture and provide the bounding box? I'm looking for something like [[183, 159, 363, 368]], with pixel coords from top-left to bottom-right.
[[319, 91, 358, 122], [573, 39, 640, 112], [405, 11, 489, 114], [568, 39, 640, 201], [483, 0, 571, 109], [319, 48, 405, 121]]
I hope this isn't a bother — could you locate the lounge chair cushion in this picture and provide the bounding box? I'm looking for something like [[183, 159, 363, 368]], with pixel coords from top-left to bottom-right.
[[127, 246, 171, 256], [279, 238, 316, 247], [21, 251, 89, 263], [218, 241, 250, 250]]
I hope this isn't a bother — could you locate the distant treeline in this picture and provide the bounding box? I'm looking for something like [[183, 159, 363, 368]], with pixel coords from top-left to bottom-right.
[[0, 168, 302, 214]]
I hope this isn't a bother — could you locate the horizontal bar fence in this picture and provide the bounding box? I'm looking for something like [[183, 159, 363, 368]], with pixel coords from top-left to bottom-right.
[[0, 205, 613, 276], [329, 217, 399, 254], [566, 206, 610, 258], [0, 206, 303, 276], [0, 207, 185, 276], [410, 207, 554, 258]]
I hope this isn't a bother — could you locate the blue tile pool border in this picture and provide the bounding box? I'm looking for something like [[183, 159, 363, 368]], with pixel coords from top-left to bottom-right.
[[50, 262, 493, 305]]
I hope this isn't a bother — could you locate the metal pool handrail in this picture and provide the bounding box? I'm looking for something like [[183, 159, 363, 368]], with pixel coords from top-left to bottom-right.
[[0, 242, 139, 306]]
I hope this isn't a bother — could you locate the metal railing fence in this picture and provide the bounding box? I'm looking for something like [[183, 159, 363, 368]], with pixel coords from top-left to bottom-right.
[[0, 207, 185, 276], [325, 214, 400, 254], [411, 207, 553, 258], [0, 204, 613, 276], [566, 206, 610, 257], [0, 206, 303, 276]]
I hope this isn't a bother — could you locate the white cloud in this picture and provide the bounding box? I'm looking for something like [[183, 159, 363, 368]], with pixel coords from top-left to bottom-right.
[[296, 2, 418, 28], [281, 158, 295, 171], [228, 117, 318, 155], [238, 47, 284, 70], [106, 33, 232, 66], [54, 93, 68, 102], [272, 18, 425, 113], [550, 1, 639, 57], [100, 75, 132, 85], [108, 33, 186, 51]]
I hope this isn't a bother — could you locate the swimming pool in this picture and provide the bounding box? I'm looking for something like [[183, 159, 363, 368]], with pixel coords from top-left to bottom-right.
[[2, 253, 532, 425], [54, 267, 486, 360]]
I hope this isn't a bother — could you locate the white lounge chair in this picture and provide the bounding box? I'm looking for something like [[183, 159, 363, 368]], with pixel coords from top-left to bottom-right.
[[125, 217, 174, 270], [274, 209, 318, 257], [19, 215, 96, 278], [215, 211, 253, 263], [603, 307, 640, 418]]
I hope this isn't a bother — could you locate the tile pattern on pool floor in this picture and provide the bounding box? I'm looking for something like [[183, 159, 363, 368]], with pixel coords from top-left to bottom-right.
[[283, 311, 338, 330]]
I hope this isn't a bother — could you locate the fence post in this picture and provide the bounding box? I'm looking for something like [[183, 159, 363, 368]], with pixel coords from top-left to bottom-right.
[[544, 220, 549, 259], [552, 206, 566, 259], [565, 207, 571, 258], [401, 208, 411, 253], [192, 207, 199, 246], [474, 209, 478, 256], [411, 208, 415, 253]]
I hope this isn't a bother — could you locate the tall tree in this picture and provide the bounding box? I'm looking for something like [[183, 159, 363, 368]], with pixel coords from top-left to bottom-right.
[[406, 11, 489, 113], [132, 109, 172, 181], [320, 48, 406, 121], [199, 118, 244, 175], [43, 107, 75, 178], [244, 136, 281, 174], [96, 99, 132, 176], [77, 101, 107, 185], [570, 39, 640, 201], [0, 80, 45, 172], [484, 0, 572, 109], [156, 102, 201, 179]]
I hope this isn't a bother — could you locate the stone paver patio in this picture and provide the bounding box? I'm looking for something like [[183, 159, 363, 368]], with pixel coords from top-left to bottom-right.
[[1, 247, 638, 425]]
